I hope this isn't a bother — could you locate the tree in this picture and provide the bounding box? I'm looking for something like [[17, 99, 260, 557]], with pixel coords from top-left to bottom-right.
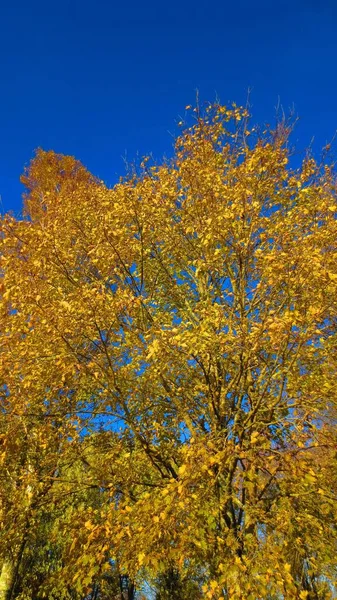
[[154, 565, 203, 599], [1, 103, 337, 599]]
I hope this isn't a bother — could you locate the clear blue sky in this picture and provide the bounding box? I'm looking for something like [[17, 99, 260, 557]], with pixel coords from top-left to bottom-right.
[[1, 0, 337, 214]]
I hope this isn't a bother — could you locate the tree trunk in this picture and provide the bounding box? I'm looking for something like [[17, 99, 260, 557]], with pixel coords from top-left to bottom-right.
[[0, 560, 14, 600]]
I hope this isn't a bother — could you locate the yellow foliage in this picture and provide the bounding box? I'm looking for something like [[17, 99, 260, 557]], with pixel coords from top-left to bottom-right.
[[1, 103, 337, 598]]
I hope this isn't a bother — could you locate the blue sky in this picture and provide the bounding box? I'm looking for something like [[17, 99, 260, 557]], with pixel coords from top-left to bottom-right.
[[1, 0, 337, 214]]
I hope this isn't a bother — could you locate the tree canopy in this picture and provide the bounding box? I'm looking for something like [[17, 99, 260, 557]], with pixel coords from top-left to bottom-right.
[[1, 103, 337, 599]]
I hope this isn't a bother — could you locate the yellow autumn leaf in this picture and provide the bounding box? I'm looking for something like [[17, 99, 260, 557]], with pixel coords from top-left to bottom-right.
[[178, 464, 187, 476]]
